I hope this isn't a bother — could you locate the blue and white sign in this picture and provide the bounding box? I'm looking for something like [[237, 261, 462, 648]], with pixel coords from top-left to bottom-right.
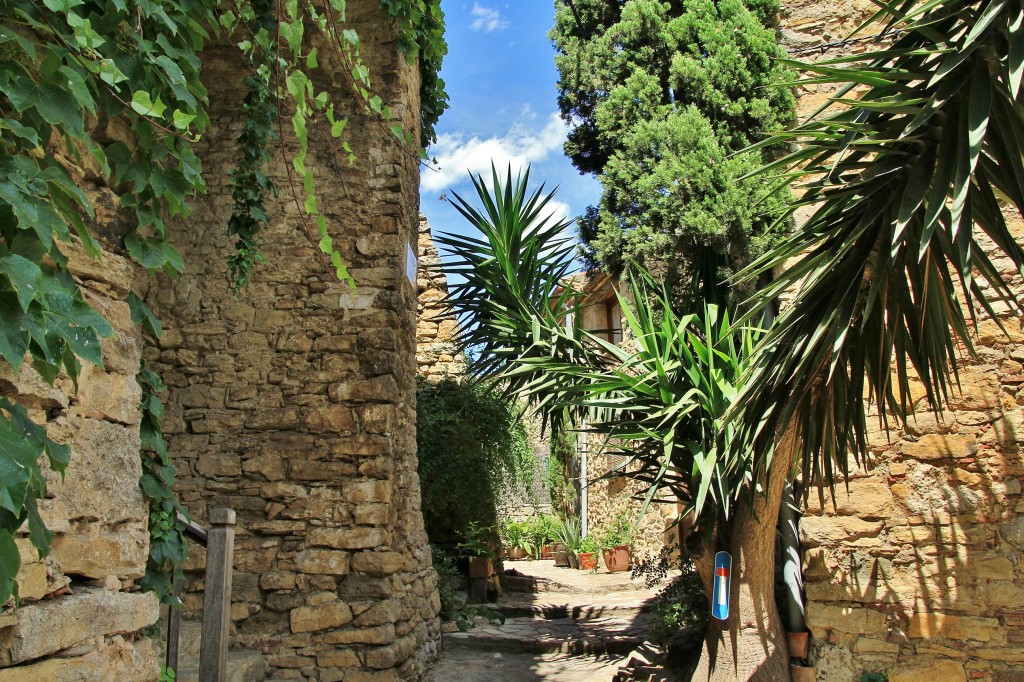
[[712, 551, 732, 621]]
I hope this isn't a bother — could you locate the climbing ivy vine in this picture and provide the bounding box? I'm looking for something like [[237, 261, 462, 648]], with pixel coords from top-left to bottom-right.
[[0, 0, 447, 605]]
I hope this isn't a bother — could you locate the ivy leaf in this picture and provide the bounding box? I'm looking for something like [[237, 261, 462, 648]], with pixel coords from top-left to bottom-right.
[[0, 117, 40, 147], [0, 295, 31, 369], [0, 428, 34, 514], [128, 292, 162, 338], [131, 91, 168, 119], [0, 25, 36, 60], [172, 110, 196, 130], [24, 497, 51, 558], [5, 79, 84, 138], [0, 529, 20, 605], [139, 473, 164, 499], [125, 232, 184, 275], [0, 254, 43, 311], [95, 58, 128, 85]]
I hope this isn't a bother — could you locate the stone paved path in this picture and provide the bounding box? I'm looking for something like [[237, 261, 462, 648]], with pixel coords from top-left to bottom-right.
[[423, 560, 674, 681]]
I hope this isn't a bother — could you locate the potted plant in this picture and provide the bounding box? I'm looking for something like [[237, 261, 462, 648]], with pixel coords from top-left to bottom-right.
[[457, 522, 497, 578], [532, 514, 559, 559], [599, 511, 633, 573], [553, 517, 581, 568], [498, 517, 533, 560], [577, 535, 599, 571]]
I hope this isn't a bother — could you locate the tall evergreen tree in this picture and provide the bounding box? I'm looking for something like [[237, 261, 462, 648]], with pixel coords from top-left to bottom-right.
[[551, 0, 795, 291]]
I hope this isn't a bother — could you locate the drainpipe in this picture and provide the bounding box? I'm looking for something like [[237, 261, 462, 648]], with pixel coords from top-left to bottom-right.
[[580, 420, 588, 538], [778, 481, 807, 634]]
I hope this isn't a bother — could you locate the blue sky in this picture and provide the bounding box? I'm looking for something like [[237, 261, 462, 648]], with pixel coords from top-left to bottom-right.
[[418, 1, 600, 247]]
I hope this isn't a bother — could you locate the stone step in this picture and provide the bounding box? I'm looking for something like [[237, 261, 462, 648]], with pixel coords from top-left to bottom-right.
[[494, 591, 654, 621], [442, 613, 650, 657], [501, 565, 650, 595]]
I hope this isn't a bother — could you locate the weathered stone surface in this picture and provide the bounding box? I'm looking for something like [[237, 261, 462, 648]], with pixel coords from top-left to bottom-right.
[[324, 624, 396, 646], [908, 612, 1000, 641], [800, 517, 883, 546], [890, 659, 967, 682], [1001, 516, 1024, 549], [45, 416, 146, 526], [901, 433, 978, 460], [806, 477, 893, 519], [0, 363, 68, 411], [805, 603, 885, 634], [64, 240, 136, 298], [0, 589, 158, 665], [50, 528, 148, 579], [294, 549, 351, 575], [0, 635, 158, 682], [308, 527, 387, 550], [290, 600, 353, 633], [316, 649, 361, 668], [70, 365, 142, 425], [350, 551, 406, 577]]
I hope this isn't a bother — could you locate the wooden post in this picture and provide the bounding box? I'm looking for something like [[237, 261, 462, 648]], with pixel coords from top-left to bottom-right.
[[199, 507, 235, 682], [165, 573, 183, 675]]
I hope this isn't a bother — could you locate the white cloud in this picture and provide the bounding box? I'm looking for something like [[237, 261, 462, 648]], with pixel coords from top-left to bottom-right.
[[470, 3, 509, 32], [421, 113, 567, 193], [539, 198, 572, 227]]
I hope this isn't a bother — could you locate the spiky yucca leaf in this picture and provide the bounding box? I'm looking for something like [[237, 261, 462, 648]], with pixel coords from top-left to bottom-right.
[[440, 167, 763, 526], [734, 0, 1024, 497]]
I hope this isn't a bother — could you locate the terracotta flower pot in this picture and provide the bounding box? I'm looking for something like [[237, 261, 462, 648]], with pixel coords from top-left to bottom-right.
[[467, 556, 493, 579], [789, 664, 816, 682], [540, 544, 554, 559], [787, 631, 809, 659], [602, 545, 630, 573], [578, 552, 597, 570]]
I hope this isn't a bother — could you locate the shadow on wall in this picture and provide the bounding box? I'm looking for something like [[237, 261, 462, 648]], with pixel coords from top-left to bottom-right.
[[802, 317, 1024, 681]]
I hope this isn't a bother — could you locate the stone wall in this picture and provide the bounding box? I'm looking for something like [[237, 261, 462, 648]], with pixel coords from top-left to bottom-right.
[[585, 453, 678, 562], [140, 4, 440, 679], [778, 1, 1024, 678], [799, 245, 1024, 681], [416, 215, 465, 381], [0, 238, 160, 679]]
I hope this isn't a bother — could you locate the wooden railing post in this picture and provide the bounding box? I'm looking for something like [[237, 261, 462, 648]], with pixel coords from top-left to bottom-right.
[[199, 507, 235, 682], [165, 572, 183, 675]]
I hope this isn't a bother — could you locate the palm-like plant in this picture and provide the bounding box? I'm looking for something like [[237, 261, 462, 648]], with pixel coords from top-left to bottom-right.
[[439, 166, 762, 526], [439, 165, 771, 672], [735, 0, 1024, 495], [695, 0, 1024, 677]]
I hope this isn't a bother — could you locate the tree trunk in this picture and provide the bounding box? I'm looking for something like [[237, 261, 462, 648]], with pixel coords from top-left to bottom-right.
[[690, 429, 797, 681]]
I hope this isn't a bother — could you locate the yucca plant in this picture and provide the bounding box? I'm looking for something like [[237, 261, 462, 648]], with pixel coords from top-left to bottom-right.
[[439, 164, 775, 671], [693, 0, 1024, 677]]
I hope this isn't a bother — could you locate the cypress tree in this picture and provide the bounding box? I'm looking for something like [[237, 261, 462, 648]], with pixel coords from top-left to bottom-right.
[[552, 0, 795, 295]]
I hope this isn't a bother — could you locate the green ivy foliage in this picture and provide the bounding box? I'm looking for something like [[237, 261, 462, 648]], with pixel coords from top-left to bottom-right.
[[380, 0, 448, 146], [137, 360, 191, 603], [551, 0, 795, 294], [0, 0, 214, 606], [416, 377, 533, 546], [0, 0, 447, 606]]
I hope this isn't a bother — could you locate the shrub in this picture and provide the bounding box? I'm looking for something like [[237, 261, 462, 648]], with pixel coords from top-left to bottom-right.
[[416, 377, 534, 546]]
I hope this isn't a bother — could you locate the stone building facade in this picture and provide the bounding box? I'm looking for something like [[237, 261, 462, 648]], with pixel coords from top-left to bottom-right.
[[2, 2, 441, 680], [0, 242, 161, 680], [778, 0, 1024, 678], [140, 4, 441, 680], [416, 215, 465, 381]]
